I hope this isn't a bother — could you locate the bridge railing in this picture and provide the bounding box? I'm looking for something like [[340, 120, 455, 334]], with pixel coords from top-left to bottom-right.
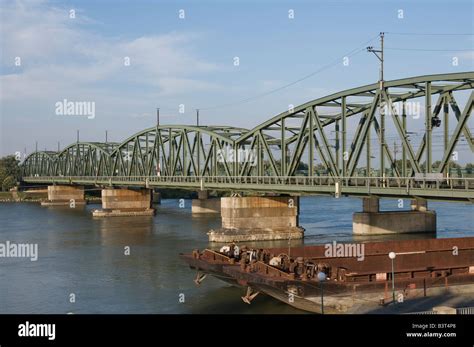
[[22, 175, 474, 190]]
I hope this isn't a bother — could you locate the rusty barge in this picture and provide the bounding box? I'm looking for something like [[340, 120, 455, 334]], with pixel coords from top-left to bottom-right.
[[181, 237, 474, 313]]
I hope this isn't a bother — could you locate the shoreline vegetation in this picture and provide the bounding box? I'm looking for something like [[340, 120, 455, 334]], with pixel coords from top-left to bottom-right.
[[0, 192, 102, 203], [0, 189, 228, 202]]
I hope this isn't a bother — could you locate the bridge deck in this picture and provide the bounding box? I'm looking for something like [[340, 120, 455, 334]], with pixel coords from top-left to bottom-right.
[[22, 176, 474, 202]]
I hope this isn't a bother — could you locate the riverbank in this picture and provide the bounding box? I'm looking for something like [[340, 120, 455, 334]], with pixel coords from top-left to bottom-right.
[[0, 192, 102, 203]]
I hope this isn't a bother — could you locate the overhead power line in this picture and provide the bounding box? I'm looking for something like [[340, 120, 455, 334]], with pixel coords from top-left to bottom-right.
[[158, 31, 472, 116], [197, 34, 381, 111], [386, 47, 472, 52], [385, 32, 473, 36]]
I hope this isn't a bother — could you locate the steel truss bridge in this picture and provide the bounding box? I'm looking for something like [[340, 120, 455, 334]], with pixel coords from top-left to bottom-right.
[[22, 72, 474, 202]]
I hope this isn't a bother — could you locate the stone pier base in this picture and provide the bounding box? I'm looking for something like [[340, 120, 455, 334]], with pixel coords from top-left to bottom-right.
[[41, 185, 86, 206], [208, 196, 303, 242], [353, 197, 436, 235], [92, 188, 155, 217], [22, 188, 48, 199], [191, 190, 221, 214], [192, 199, 221, 214]]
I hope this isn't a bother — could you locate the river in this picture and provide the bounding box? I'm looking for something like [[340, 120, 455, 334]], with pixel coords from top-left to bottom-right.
[[0, 197, 472, 313]]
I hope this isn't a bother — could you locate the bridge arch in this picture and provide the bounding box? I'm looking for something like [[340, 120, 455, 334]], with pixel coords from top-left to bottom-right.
[[19, 72, 473, 181], [110, 125, 250, 177], [236, 72, 474, 178], [22, 151, 58, 177], [55, 142, 119, 177]]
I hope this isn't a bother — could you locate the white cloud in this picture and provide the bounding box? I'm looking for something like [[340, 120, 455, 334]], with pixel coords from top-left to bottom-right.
[[0, 0, 220, 103], [0, 0, 226, 155]]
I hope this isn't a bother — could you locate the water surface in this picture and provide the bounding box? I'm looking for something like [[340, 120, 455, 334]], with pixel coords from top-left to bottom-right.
[[0, 197, 472, 313]]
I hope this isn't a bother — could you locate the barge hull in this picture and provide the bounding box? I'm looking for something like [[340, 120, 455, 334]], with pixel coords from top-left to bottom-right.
[[181, 237, 474, 314]]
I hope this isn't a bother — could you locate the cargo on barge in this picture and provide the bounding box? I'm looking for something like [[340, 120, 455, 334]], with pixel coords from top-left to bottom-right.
[[181, 237, 474, 313]]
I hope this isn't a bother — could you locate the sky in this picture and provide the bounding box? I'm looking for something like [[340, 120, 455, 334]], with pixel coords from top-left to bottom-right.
[[0, 0, 473, 161]]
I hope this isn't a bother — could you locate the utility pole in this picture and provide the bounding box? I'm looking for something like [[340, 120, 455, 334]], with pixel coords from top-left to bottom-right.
[[76, 130, 80, 143], [156, 108, 160, 176], [367, 32, 385, 88], [389, 252, 396, 304], [105, 130, 108, 143], [335, 120, 340, 173], [393, 141, 398, 162], [196, 109, 200, 175], [393, 141, 399, 176], [367, 32, 385, 179]]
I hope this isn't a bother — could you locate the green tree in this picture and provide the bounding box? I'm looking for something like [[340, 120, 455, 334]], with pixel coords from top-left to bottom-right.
[[313, 163, 327, 175], [2, 176, 16, 191], [296, 161, 308, 171], [393, 159, 412, 172], [431, 160, 461, 170], [465, 163, 474, 174], [415, 160, 461, 173], [0, 155, 20, 191]]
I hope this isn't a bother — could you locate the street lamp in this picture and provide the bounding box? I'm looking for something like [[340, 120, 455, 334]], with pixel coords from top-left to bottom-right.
[[389, 251, 396, 303], [317, 271, 327, 314]]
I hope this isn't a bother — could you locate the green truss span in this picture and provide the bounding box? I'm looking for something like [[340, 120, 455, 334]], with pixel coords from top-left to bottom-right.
[[21, 72, 474, 202]]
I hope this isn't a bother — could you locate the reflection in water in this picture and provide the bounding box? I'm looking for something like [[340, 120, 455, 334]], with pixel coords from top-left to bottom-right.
[[351, 232, 437, 243], [44, 205, 87, 213], [98, 216, 154, 246], [0, 196, 472, 313]]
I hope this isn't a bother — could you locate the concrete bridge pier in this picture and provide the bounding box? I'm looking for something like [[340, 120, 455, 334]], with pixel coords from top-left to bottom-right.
[[353, 197, 436, 235], [191, 190, 221, 214], [208, 196, 304, 242], [41, 185, 86, 206], [92, 188, 155, 217]]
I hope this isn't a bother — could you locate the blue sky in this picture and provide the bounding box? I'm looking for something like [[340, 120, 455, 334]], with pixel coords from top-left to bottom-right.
[[0, 0, 473, 158]]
